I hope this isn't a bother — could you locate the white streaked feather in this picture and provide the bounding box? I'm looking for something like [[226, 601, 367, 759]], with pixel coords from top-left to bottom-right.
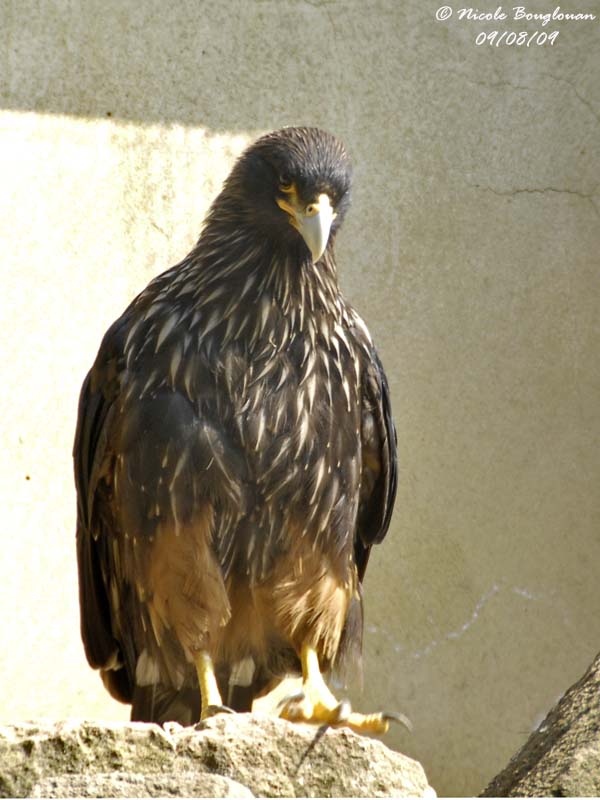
[[334, 322, 352, 356], [230, 656, 256, 688], [306, 373, 317, 411], [308, 457, 326, 505], [342, 377, 352, 412], [135, 650, 161, 686], [169, 344, 182, 385], [143, 301, 165, 322], [295, 410, 310, 457], [202, 308, 222, 337], [300, 350, 317, 385], [124, 317, 143, 355], [183, 354, 198, 399], [254, 410, 266, 451], [257, 296, 271, 338], [141, 368, 159, 396], [169, 447, 189, 490], [198, 284, 227, 307], [274, 362, 289, 392], [155, 314, 179, 351]]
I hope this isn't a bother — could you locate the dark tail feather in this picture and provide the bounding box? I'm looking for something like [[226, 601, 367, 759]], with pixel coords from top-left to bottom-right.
[[132, 663, 277, 722], [331, 585, 364, 690], [226, 664, 274, 712], [101, 666, 133, 704], [131, 684, 201, 726], [227, 676, 270, 712]]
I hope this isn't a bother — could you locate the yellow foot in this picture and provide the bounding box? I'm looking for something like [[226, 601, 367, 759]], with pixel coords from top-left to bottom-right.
[[277, 643, 411, 735], [278, 687, 351, 726], [278, 689, 410, 734], [346, 709, 412, 735]]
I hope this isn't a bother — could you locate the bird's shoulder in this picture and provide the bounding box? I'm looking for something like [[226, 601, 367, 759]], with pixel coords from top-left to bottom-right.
[[342, 304, 375, 350], [338, 303, 383, 389]]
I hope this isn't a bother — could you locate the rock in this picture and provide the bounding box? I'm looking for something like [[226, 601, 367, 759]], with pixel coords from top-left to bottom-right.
[[482, 651, 600, 797], [30, 772, 251, 798], [0, 713, 434, 798]]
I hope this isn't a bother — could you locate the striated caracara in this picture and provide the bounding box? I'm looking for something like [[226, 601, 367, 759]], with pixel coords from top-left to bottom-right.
[[74, 127, 399, 733]]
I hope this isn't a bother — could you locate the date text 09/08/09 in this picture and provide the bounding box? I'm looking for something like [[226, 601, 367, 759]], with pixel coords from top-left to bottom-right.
[[476, 30, 559, 45]]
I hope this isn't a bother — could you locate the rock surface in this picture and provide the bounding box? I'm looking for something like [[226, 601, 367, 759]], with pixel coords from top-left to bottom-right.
[[482, 651, 600, 796], [0, 713, 434, 798]]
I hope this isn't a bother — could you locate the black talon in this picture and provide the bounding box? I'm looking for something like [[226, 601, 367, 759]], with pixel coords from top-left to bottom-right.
[[276, 689, 305, 709], [382, 711, 413, 732], [334, 699, 352, 723], [198, 703, 236, 724]]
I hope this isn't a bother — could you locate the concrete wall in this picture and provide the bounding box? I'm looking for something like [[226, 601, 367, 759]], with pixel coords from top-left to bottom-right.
[[1, 1, 599, 794]]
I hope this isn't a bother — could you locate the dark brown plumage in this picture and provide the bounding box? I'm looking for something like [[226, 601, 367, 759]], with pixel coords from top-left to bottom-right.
[[74, 127, 397, 729]]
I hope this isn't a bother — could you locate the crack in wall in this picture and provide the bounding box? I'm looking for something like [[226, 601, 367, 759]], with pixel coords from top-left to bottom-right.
[[369, 581, 573, 660], [407, 583, 501, 660], [540, 72, 600, 126], [439, 69, 600, 128], [467, 183, 600, 219]]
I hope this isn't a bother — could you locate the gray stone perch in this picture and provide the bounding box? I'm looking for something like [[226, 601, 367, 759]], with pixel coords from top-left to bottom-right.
[[0, 712, 434, 798]]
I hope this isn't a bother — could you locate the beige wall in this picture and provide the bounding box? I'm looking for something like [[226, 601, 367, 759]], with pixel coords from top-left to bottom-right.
[[1, 1, 599, 795]]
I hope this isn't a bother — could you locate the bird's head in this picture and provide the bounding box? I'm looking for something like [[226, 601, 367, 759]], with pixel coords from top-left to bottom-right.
[[214, 127, 353, 264]]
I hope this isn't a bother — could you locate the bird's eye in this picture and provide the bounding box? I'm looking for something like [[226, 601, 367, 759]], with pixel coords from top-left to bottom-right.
[[279, 176, 294, 193]]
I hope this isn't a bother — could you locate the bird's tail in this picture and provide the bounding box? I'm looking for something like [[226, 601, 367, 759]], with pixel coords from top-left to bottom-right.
[[131, 684, 201, 726], [331, 585, 364, 690], [130, 670, 270, 724], [131, 658, 292, 724]]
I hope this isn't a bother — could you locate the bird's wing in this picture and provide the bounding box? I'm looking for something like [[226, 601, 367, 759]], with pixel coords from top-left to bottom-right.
[[74, 301, 252, 696], [74, 315, 132, 694], [348, 311, 398, 582]]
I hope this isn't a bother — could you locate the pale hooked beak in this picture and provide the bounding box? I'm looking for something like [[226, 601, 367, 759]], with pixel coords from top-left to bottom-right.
[[277, 192, 335, 263]]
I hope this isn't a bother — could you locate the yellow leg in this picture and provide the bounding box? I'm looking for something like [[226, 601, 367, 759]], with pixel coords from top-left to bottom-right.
[[195, 651, 227, 720], [279, 642, 406, 735], [300, 642, 342, 719]]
